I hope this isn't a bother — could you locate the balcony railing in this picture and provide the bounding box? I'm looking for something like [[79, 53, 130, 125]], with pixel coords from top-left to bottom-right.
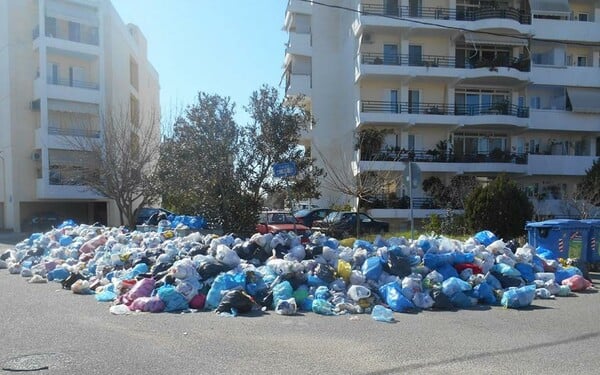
[[361, 100, 529, 118], [33, 25, 99, 46], [361, 148, 529, 164], [47, 77, 99, 90], [48, 127, 100, 138], [363, 195, 440, 210], [361, 52, 530, 72], [361, 4, 531, 24]]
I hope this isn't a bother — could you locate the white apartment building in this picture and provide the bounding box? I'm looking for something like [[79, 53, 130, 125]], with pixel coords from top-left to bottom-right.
[[284, 0, 600, 228], [0, 0, 160, 231]]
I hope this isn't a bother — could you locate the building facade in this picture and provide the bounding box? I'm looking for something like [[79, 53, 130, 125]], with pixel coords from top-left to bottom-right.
[[284, 0, 600, 228], [0, 0, 160, 231]]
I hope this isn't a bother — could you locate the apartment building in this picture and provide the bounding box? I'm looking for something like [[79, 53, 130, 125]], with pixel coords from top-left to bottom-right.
[[0, 0, 160, 231], [284, 0, 600, 227]]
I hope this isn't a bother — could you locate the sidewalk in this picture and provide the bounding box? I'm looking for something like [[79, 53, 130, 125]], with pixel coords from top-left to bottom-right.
[[0, 232, 29, 246]]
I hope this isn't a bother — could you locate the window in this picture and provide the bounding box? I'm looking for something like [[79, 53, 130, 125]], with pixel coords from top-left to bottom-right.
[[130, 95, 139, 126], [130, 57, 139, 90], [577, 56, 587, 67], [577, 13, 588, 22], [530, 97, 541, 109], [45, 17, 56, 37], [68, 22, 81, 42]]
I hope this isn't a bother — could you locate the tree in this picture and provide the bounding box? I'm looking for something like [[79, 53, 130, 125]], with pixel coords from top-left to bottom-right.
[[316, 128, 402, 237], [158, 92, 240, 232], [237, 85, 324, 208], [158, 86, 323, 235], [63, 107, 161, 226], [422, 175, 478, 210], [464, 174, 533, 239], [576, 158, 600, 206]]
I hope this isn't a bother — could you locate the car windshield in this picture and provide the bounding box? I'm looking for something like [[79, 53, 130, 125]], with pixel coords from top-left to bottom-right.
[[260, 212, 297, 224], [323, 211, 341, 222], [293, 209, 310, 217]]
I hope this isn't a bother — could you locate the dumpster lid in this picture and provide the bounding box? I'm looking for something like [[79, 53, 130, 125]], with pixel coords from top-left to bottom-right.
[[525, 219, 590, 229]]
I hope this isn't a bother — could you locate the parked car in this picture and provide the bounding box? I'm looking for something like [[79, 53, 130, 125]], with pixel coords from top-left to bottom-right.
[[293, 208, 333, 228], [256, 211, 311, 240], [22, 212, 61, 232], [312, 211, 389, 238], [135, 207, 174, 226]]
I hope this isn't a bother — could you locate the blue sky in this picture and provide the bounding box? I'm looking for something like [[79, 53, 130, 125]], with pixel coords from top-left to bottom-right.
[[112, 0, 288, 129]]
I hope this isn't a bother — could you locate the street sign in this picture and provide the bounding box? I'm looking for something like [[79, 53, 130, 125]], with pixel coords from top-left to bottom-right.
[[403, 162, 421, 189], [273, 161, 297, 178]]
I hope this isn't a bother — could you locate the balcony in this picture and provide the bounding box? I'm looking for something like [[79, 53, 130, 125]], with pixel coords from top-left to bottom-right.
[[359, 100, 529, 127], [33, 24, 99, 46], [286, 32, 312, 57], [531, 18, 600, 43], [34, 76, 100, 103], [529, 109, 600, 132], [530, 65, 600, 87], [36, 178, 103, 200], [362, 4, 530, 22], [285, 73, 312, 97], [527, 154, 598, 176]]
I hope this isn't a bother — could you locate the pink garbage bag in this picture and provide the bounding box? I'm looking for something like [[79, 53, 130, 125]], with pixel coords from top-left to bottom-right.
[[122, 278, 156, 306], [129, 296, 165, 313], [561, 275, 592, 292]]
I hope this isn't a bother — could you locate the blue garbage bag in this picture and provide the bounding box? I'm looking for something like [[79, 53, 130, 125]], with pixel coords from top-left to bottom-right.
[[473, 282, 496, 305], [501, 285, 536, 309], [307, 274, 327, 287], [514, 263, 535, 283], [436, 263, 459, 280], [536, 246, 556, 260], [379, 282, 414, 312], [442, 277, 472, 296], [312, 298, 335, 315], [353, 240, 374, 253], [206, 272, 246, 309], [59, 235, 73, 246], [554, 267, 582, 284], [450, 291, 475, 308], [314, 285, 330, 300], [474, 230, 497, 246], [95, 289, 117, 302], [362, 256, 383, 281], [491, 263, 521, 277], [57, 219, 77, 229], [156, 284, 189, 312], [272, 281, 293, 309]]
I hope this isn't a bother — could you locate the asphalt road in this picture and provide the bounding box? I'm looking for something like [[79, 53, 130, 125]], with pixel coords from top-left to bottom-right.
[[1, 237, 599, 375]]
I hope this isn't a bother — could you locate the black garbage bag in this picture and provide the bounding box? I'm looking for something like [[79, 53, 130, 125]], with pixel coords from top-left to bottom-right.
[[305, 245, 323, 259], [1, 250, 12, 261], [315, 263, 335, 283], [61, 272, 87, 290], [257, 289, 274, 309], [383, 253, 412, 278], [432, 290, 455, 310], [188, 245, 209, 257], [490, 270, 523, 289], [233, 242, 259, 261], [197, 262, 231, 280], [151, 262, 171, 277], [215, 290, 255, 314], [282, 272, 308, 290], [273, 243, 289, 259]]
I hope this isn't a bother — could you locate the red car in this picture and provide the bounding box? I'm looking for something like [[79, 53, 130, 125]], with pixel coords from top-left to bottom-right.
[[256, 211, 311, 241]]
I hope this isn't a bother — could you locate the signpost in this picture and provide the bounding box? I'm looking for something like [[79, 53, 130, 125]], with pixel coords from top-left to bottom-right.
[[403, 162, 421, 240], [273, 161, 297, 216]]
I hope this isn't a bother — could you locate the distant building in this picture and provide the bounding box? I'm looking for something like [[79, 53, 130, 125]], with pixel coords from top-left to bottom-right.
[[0, 0, 160, 231], [284, 0, 600, 227]]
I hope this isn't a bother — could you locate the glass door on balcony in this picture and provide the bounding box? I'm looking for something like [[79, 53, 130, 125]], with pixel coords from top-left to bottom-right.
[[47, 62, 58, 85], [45, 17, 56, 37], [383, 44, 399, 65], [384, 0, 399, 16], [69, 66, 85, 88], [390, 90, 399, 113], [409, 0, 422, 17], [466, 94, 479, 115], [68, 22, 81, 42], [408, 90, 420, 114], [408, 45, 422, 66]]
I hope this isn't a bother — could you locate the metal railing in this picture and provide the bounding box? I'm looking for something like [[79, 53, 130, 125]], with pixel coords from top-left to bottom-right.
[[363, 195, 440, 209], [48, 127, 100, 138], [32, 25, 99, 45], [361, 4, 531, 24], [361, 100, 529, 118], [362, 148, 529, 164], [46, 77, 99, 90], [361, 52, 530, 72]]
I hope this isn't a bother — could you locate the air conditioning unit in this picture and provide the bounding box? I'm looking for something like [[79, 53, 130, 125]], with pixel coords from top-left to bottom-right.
[[32, 151, 41, 161], [362, 33, 373, 44]]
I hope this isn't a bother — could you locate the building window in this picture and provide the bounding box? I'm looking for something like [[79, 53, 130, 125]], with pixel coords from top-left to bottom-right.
[[130, 57, 139, 90], [45, 17, 56, 37], [68, 22, 81, 42], [130, 95, 139, 126], [577, 56, 587, 67], [577, 13, 588, 22]]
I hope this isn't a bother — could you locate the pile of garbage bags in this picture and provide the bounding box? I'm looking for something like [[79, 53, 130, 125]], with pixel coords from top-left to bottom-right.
[[0, 224, 594, 321]]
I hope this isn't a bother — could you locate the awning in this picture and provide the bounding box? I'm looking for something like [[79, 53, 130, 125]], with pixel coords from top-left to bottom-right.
[[566, 88, 600, 114], [528, 0, 571, 16], [48, 99, 98, 115], [464, 32, 528, 47]]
